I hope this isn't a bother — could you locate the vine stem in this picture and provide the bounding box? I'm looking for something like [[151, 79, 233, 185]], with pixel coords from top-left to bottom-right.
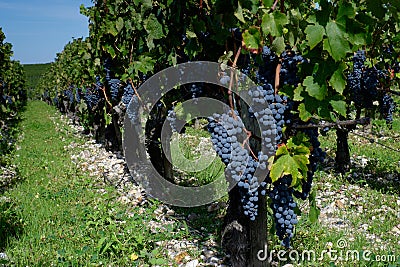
[[99, 85, 112, 107], [128, 78, 150, 113], [271, 0, 279, 10], [228, 46, 242, 117], [243, 128, 258, 160], [274, 62, 281, 94], [291, 117, 371, 129]]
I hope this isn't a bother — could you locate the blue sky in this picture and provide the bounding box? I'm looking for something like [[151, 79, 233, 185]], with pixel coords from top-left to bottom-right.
[[0, 0, 93, 64]]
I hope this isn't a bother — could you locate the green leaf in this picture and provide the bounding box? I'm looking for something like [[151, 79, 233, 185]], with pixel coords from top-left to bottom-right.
[[293, 85, 304, 101], [293, 154, 309, 178], [348, 33, 366, 46], [186, 30, 197, 38], [298, 103, 312, 121], [262, 0, 274, 8], [330, 100, 347, 117], [116, 17, 124, 32], [271, 36, 285, 54], [309, 205, 320, 224], [234, 2, 246, 23], [337, 3, 356, 21], [303, 76, 326, 100], [107, 22, 118, 37], [261, 11, 288, 37], [242, 27, 261, 50], [276, 145, 289, 157], [144, 14, 165, 40], [305, 23, 325, 50], [323, 21, 351, 61], [329, 62, 347, 94], [270, 154, 304, 184]]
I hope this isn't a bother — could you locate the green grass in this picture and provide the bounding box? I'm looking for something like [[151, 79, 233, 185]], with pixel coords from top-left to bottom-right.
[[1, 101, 198, 266]]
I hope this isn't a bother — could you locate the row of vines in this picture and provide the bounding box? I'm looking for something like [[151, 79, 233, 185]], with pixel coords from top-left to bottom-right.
[[35, 0, 399, 266], [0, 28, 27, 165]]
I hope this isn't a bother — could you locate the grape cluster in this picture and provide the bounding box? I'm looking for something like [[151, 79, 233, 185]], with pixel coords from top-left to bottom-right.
[[248, 83, 289, 148], [109, 78, 121, 102], [207, 118, 231, 165], [280, 49, 306, 86], [256, 46, 279, 85], [347, 50, 365, 108], [380, 93, 395, 125], [75, 88, 81, 103], [2, 95, 12, 105], [269, 175, 298, 248], [362, 67, 379, 108], [126, 95, 140, 124], [122, 82, 135, 105], [207, 112, 262, 220], [84, 87, 101, 110], [190, 84, 203, 103], [64, 89, 74, 104]]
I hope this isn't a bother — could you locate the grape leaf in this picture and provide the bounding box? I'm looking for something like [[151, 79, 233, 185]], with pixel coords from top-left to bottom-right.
[[309, 205, 320, 224], [303, 76, 326, 100], [271, 36, 285, 54], [270, 154, 303, 183], [330, 100, 347, 117], [323, 21, 351, 61], [261, 11, 288, 37], [337, 2, 356, 21], [262, 0, 274, 8], [234, 2, 245, 23], [293, 85, 304, 101], [329, 62, 347, 94], [305, 23, 325, 50], [116, 17, 124, 33], [144, 14, 165, 40], [298, 103, 312, 121], [242, 27, 261, 50]]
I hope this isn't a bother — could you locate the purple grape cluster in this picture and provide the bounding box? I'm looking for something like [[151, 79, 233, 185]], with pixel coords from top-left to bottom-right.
[[269, 175, 298, 248], [122, 82, 134, 105], [108, 78, 121, 102]]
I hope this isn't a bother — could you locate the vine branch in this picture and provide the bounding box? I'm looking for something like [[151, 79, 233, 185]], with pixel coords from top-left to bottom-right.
[[292, 117, 371, 129]]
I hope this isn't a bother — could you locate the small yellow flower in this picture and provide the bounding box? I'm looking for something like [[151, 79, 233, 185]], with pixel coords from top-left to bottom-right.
[[130, 253, 138, 261]]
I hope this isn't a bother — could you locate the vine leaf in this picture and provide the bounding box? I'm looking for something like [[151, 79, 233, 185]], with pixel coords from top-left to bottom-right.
[[234, 2, 246, 23], [337, 2, 356, 21], [116, 17, 124, 33], [330, 100, 347, 117], [270, 141, 309, 186], [298, 103, 312, 121], [329, 62, 347, 94], [305, 23, 325, 50], [323, 21, 351, 61], [261, 11, 288, 37], [144, 14, 165, 49], [242, 27, 261, 51], [303, 76, 326, 100], [272, 36, 285, 54]]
